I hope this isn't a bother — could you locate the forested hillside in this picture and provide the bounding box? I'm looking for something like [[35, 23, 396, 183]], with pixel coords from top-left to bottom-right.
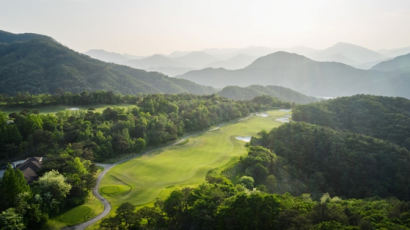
[[0, 93, 289, 163], [246, 122, 410, 200], [217, 85, 318, 104], [292, 95, 410, 149], [0, 30, 215, 95]]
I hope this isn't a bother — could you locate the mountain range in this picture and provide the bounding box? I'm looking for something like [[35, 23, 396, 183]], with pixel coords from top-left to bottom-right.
[[0, 30, 215, 95], [0, 30, 317, 104], [85, 49, 263, 76], [1, 29, 409, 100], [177, 51, 410, 98], [86, 43, 410, 76]]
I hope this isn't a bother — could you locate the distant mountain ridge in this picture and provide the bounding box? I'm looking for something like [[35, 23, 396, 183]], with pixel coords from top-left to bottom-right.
[[218, 85, 318, 104], [314, 42, 385, 68], [0, 30, 215, 95], [86, 43, 410, 76], [85, 49, 137, 64], [178, 51, 410, 98], [372, 53, 410, 73]]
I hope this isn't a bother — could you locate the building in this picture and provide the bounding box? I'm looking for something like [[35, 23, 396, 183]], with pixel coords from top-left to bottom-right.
[[16, 157, 43, 183]]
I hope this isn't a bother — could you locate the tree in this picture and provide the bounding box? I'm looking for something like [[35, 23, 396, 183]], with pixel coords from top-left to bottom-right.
[[239, 176, 254, 190], [218, 193, 280, 230], [100, 202, 138, 230], [0, 208, 25, 230], [34, 170, 71, 213], [0, 164, 30, 210]]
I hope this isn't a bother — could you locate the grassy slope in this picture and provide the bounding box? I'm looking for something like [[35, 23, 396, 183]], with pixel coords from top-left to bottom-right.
[[99, 110, 288, 210], [47, 191, 104, 229]]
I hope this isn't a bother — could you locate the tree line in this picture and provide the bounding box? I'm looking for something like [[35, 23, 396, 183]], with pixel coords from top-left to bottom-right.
[[0, 94, 290, 164], [100, 173, 410, 230], [292, 94, 410, 150]]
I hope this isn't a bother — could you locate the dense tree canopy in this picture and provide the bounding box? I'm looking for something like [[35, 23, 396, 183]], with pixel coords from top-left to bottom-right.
[[247, 122, 410, 200], [101, 174, 410, 230], [0, 93, 289, 163], [292, 94, 410, 149]]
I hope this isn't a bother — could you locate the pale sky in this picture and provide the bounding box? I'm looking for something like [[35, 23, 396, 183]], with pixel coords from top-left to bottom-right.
[[1, 0, 410, 55]]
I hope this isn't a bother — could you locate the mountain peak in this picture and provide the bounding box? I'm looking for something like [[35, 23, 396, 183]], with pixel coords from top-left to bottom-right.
[[0, 30, 52, 43], [247, 51, 311, 68]]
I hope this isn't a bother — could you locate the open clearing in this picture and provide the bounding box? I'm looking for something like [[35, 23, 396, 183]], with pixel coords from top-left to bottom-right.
[[100, 110, 289, 210]]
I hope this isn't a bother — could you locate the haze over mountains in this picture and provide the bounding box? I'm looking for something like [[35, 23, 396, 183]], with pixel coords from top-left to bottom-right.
[[372, 53, 410, 73], [85, 48, 266, 76], [0, 30, 316, 104], [1, 29, 410, 100], [0, 30, 215, 95], [86, 42, 410, 76], [178, 51, 410, 98]]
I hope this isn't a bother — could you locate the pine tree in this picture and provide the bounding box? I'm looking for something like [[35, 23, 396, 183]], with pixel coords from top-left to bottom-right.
[[0, 164, 30, 210]]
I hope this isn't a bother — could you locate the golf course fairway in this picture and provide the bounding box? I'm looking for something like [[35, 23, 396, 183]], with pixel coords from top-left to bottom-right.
[[99, 109, 289, 211]]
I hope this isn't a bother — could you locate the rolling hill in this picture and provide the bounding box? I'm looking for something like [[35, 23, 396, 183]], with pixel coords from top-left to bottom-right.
[[372, 53, 410, 73], [218, 85, 318, 104], [178, 51, 410, 98], [292, 94, 410, 150], [0, 30, 215, 95]]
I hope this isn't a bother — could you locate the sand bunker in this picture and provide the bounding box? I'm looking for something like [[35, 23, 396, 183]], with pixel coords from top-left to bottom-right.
[[256, 113, 269, 117], [235, 136, 251, 142]]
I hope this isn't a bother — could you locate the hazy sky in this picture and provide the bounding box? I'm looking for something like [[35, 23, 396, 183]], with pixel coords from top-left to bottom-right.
[[1, 0, 410, 55]]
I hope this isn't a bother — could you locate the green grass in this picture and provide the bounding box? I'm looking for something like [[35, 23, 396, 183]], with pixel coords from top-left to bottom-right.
[[100, 110, 289, 210], [0, 104, 136, 114], [46, 191, 104, 229]]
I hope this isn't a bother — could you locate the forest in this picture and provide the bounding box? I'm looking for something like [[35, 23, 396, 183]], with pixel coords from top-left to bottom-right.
[[292, 94, 410, 150], [245, 123, 409, 200], [0, 92, 290, 163]]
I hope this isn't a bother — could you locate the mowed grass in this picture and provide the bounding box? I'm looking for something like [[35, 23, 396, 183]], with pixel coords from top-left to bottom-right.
[[46, 191, 104, 229], [100, 110, 289, 210], [0, 104, 136, 114]]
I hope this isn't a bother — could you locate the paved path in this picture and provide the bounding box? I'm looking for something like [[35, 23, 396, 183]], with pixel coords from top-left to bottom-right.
[[62, 164, 114, 230]]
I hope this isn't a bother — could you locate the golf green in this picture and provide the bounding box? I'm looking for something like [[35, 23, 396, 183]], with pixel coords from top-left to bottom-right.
[[100, 109, 289, 209]]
